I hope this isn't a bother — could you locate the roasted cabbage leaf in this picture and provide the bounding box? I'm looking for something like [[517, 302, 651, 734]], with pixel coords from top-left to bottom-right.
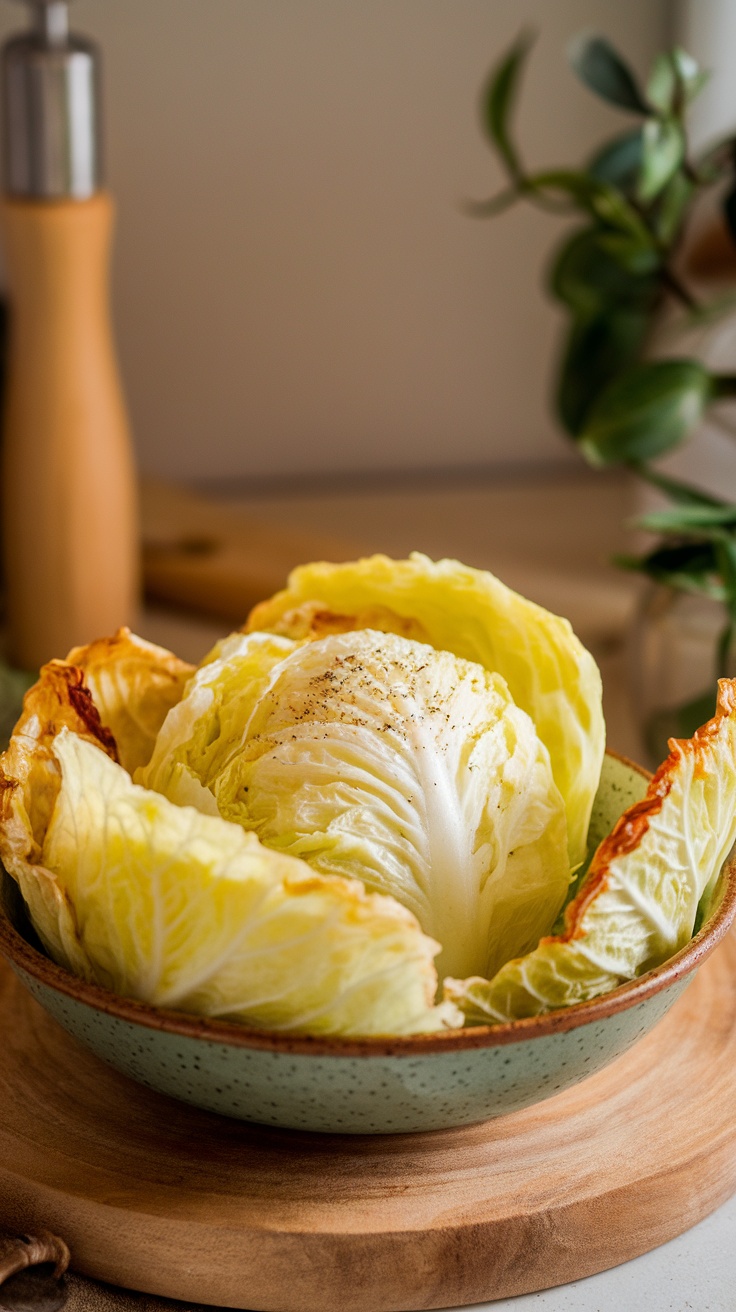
[[1, 702, 457, 1035], [446, 678, 736, 1022], [66, 627, 194, 774]]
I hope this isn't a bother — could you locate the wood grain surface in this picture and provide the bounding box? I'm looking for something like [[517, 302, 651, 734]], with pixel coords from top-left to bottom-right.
[[1, 937, 735, 1312], [140, 480, 357, 626], [138, 476, 639, 649]]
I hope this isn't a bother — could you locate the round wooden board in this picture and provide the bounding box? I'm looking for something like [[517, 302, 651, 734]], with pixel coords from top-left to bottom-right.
[[1, 937, 736, 1312]]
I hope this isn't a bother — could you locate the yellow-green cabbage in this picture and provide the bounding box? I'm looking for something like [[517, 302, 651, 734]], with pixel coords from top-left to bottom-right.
[[245, 553, 605, 869], [33, 730, 460, 1034], [142, 628, 571, 981]]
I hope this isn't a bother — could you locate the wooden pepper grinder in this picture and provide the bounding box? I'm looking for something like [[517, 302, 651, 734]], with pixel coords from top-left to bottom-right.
[[1, 0, 138, 671]]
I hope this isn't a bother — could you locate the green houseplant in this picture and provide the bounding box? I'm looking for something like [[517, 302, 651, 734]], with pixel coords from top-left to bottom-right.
[[473, 33, 736, 755]]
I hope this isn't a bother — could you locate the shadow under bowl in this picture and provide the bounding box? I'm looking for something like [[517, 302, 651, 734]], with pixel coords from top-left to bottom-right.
[[1, 752, 735, 1134]]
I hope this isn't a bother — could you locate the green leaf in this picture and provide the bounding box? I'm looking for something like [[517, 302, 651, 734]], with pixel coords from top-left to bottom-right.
[[568, 34, 650, 113], [637, 504, 736, 533], [482, 32, 534, 180], [652, 171, 694, 245], [714, 536, 736, 622], [529, 169, 654, 242], [588, 129, 644, 190], [647, 54, 678, 114], [580, 359, 714, 465], [527, 169, 600, 208], [596, 231, 661, 274], [646, 50, 707, 117], [591, 188, 653, 240], [551, 225, 653, 435], [638, 117, 685, 202], [549, 226, 658, 313], [555, 308, 650, 437], [672, 48, 710, 102], [616, 540, 725, 598]]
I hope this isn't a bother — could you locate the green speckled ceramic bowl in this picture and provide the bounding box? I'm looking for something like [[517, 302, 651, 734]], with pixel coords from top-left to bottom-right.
[[1, 752, 735, 1134]]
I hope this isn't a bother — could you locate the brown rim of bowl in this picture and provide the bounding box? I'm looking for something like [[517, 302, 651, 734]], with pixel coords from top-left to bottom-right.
[[1, 751, 735, 1057]]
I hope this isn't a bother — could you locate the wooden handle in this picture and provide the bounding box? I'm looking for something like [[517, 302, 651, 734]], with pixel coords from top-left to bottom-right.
[[1, 193, 139, 670], [0, 1229, 70, 1285]]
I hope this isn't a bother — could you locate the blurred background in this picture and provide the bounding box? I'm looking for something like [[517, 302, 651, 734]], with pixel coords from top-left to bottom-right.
[[0, 0, 689, 487]]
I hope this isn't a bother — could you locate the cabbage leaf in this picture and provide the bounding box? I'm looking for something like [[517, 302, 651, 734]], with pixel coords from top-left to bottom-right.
[[5, 724, 458, 1035], [143, 629, 571, 981], [0, 658, 120, 975], [66, 627, 194, 774], [446, 678, 736, 1022], [245, 553, 604, 868], [140, 631, 297, 813]]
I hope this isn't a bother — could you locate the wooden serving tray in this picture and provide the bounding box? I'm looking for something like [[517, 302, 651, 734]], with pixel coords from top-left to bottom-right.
[[1, 936, 735, 1312]]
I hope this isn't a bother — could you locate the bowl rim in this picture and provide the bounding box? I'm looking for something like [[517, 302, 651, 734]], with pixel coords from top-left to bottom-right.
[[1, 750, 735, 1057]]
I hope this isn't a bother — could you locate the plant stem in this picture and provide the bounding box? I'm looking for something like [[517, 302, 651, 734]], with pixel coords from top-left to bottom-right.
[[682, 157, 702, 187], [658, 265, 701, 311], [631, 462, 727, 507], [520, 182, 577, 215], [462, 189, 521, 219]]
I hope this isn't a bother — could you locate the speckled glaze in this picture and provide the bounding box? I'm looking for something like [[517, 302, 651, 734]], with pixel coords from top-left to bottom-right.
[[2, 752, 735, 1134]]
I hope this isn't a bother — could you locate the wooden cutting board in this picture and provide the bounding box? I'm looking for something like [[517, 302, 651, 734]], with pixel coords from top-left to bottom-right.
[[140, 479, 359, 625], [1, 936, 736, 1312]]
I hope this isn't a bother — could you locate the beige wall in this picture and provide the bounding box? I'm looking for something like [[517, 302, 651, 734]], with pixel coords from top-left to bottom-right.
[[0, 1, 669, 482]]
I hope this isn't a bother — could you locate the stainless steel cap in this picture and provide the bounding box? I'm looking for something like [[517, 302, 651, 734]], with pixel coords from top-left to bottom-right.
[[2, 1, 100, 199]]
